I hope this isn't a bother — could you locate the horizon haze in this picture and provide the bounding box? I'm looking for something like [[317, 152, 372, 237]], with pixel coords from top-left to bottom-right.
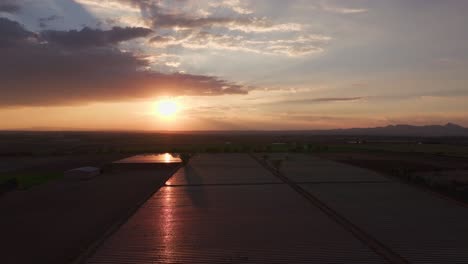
[[2, 123, 468, 138]]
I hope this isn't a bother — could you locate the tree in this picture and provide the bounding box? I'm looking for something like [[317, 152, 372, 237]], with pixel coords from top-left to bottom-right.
[[179, 153, 193, 166]]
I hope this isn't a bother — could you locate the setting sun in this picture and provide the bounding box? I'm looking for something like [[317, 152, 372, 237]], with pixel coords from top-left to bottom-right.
[[156, 99, 178, 118]]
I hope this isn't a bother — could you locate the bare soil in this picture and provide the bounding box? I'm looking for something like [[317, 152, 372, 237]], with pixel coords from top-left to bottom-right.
[[0, 166, 177, 264], [316, 151, 468, 203]]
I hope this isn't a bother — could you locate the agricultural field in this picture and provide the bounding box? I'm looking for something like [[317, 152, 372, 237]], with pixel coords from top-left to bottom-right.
[[326, 143, 468, 158], [316, 150, 468, 202], [0, 154, 126, 192], [1, 131, 468, 194]]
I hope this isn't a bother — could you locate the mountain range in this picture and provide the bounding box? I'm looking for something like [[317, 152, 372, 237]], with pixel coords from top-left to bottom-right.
[[322, 123, 468, 137]]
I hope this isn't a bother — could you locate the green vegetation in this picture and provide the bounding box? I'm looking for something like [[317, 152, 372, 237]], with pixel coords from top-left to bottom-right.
[[58, 142, 466, 158], [18, 142, 467, 158], [0, 172, 63, 190]]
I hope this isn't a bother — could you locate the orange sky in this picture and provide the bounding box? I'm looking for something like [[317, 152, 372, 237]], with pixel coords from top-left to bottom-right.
[[1, 0, 468, 130]]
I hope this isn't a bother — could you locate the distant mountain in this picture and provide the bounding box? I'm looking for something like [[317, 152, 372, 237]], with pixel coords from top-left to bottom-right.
[[325, 123, 468, 137], [173, 123, 468, 137], [2, 123, 468, 137]]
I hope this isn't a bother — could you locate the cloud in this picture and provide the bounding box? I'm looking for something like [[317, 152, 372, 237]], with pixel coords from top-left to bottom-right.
[[150, 31, 329, 56], [74, 0, 329, 59], [41, 26, 153, 49], [266, 97, 365, 105], [148, 53, 182, 68], [322, 2, 368, 14], [111, 0, 323, 55], [209, 0, 253, 15], [0, 18, 37, 47], [141, 7, 301, 33], [225, 18, 303, 33], [38, 15, 63, 28], [325, 7, 368, 14], [0, 18, 247, 107], [295, 97, 365, 103], [0, 0, 20, 13]]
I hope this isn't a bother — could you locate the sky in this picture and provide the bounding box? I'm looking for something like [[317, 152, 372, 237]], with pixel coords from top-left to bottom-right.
[[1, 0, 468, 131]]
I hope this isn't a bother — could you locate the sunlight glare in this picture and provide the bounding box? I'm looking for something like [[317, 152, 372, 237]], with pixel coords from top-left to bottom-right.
[[156, 99, 178, 118]]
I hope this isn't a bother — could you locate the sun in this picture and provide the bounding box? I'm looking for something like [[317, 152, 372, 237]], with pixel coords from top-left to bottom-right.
[[156, 99, 179, 118]]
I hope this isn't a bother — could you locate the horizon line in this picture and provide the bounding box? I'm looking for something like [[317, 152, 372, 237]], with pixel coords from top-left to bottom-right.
[[0, 122, 465, 134]]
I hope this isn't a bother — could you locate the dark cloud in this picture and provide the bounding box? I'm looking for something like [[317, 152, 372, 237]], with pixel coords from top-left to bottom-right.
[[41, 26, 153, 49], [38, 15, 63, 28], [0, 0, 20, 13], [0, 18, 247, 107], [117, 0, 300, 32], [130, 0, 239, 30], [0, 18, 37, 47]]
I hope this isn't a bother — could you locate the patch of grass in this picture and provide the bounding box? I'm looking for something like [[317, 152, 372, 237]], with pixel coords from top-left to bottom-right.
[[0, 172, 63, 190], [0, 176, 14, 185]]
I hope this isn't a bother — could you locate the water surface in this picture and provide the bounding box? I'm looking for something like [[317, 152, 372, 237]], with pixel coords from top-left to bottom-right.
[[114, 153, 181, 164]]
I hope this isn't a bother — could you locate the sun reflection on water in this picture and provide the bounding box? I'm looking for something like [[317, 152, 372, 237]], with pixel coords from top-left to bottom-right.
[[115, 153, 181, 164]]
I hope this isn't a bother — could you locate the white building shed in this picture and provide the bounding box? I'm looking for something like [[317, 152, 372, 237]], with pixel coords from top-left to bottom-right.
[[64, 167, 101, 180]]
